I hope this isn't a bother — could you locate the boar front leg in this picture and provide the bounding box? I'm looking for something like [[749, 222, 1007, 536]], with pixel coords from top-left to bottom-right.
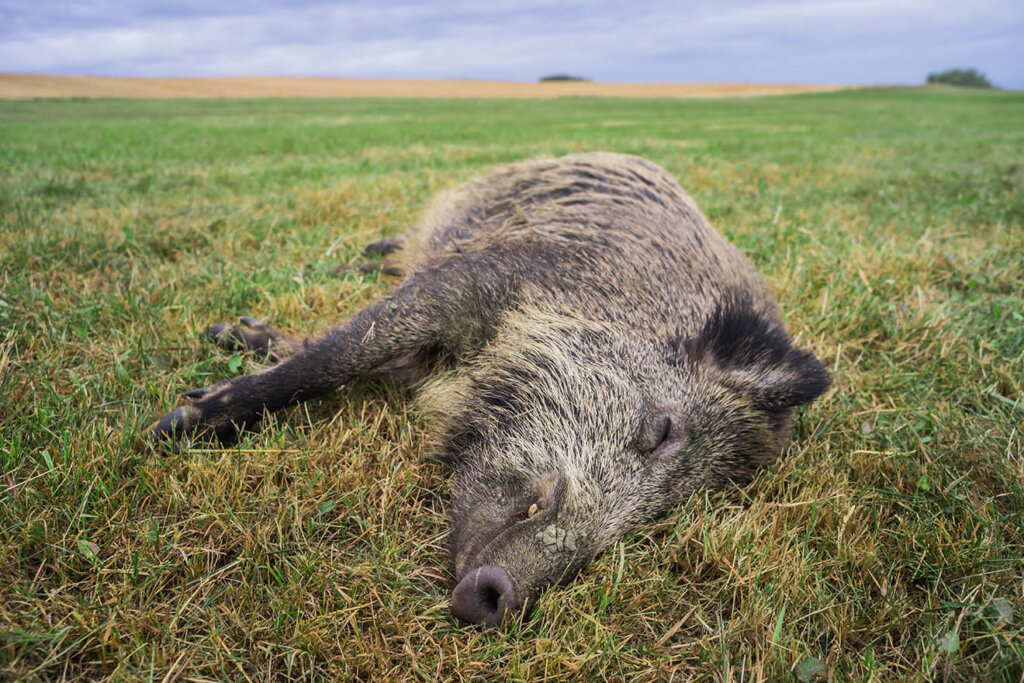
[[151, 264, 500, 444]]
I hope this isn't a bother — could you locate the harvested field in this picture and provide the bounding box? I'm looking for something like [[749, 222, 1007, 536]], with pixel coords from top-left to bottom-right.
[[0, 73, 850, 99]]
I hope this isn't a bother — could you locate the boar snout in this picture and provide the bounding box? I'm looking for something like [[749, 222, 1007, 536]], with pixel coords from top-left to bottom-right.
[[450, 565, 525, 626]]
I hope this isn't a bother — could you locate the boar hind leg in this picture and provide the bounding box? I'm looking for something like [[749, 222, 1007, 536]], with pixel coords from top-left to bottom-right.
[[151, 264, 494, 444], [203, 317, 305, 363]]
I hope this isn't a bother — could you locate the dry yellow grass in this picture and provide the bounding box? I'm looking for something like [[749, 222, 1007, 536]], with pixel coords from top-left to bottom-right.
[[0, 73, 850, 100]]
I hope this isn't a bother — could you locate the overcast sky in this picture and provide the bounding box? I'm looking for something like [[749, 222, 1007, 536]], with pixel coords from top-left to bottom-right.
[[1, 0, 1021, 88]]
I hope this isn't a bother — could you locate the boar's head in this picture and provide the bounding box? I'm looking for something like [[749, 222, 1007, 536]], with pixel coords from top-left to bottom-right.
[[421, 299, 830, 626]]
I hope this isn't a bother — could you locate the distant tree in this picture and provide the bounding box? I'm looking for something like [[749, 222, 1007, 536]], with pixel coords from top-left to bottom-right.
[[538, 74, 590, 82], [926, 68, 994, 89]]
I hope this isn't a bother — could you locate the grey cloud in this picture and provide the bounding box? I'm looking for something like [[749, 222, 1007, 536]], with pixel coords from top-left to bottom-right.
[[1, 0, 1021, 87]]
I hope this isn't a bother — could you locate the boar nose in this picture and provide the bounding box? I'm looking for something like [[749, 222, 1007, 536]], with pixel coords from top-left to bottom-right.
[[450, 565, 523, 626]]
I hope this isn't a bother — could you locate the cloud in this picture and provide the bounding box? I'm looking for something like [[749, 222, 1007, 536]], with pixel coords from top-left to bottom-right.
[[1, 0, 1021, 87]]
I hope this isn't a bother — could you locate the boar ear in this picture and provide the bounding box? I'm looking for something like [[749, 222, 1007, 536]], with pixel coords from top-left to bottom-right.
[[672, 296, 831, 411]]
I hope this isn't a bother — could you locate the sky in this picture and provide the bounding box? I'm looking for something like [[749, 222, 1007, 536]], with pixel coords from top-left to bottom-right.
[[1, 0, 1022, 88]]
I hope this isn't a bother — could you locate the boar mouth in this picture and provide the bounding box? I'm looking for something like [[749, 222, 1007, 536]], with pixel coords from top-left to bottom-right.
[[449, 470, 567, 625], [448, 503, 554, 627], [452, 470, 565, 576], [456, 503, 548, 576]]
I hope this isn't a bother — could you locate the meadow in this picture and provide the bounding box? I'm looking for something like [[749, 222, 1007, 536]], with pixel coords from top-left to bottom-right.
[[1, 87, 1022, 681]]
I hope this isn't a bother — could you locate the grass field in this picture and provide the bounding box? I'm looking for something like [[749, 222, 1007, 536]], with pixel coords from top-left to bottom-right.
[[1, 88, 1023, 681]]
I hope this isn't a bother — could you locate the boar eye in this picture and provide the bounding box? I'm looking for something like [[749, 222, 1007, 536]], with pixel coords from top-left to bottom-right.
[[638, 414, 674, 454], [655, 416, 672, 449]]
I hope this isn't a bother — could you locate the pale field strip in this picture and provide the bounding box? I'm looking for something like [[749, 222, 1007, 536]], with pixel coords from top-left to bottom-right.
[[0, 73, 851, 99]]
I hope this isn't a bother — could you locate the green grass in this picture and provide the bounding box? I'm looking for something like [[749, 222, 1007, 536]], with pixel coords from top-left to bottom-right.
[[1, 87, 1023, 681]]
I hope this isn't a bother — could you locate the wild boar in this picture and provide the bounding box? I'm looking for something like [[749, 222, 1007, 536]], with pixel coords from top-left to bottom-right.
[[152, 153, 831, 626]]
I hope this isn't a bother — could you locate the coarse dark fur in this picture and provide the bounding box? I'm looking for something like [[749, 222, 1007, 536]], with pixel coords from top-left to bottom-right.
[[152, 153, 831, 625]]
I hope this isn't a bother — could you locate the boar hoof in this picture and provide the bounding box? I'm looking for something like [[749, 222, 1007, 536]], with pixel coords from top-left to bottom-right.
[[451, 565, 523, 627], [201, 317, 296, 362], [150, 396, 241, 445], [150, 405, 198, 444], [362, 237, 402, 257]]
